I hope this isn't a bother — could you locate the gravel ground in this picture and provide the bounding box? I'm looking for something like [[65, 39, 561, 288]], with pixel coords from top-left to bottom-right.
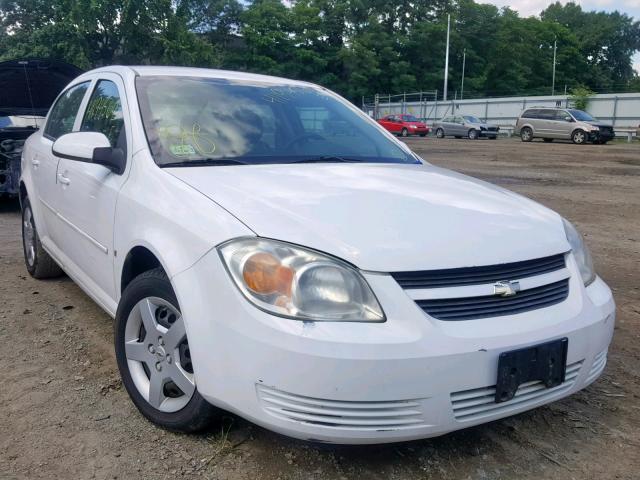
[[1, 137, 638, 480]]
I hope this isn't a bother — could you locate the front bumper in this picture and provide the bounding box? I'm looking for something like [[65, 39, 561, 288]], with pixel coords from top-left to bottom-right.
[[408, 127, 430, 135], [479, 129, 499, 137], [173, 252, 615, 444], [588, 129, 615, 142]]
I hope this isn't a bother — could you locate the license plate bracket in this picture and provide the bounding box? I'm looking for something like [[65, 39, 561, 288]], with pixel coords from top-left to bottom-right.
[[495, 338, 568, 403]]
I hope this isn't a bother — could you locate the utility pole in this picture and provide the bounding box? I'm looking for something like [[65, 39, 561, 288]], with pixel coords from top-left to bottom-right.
[[551, 39, 557, 96], [460, 48, 466, 100], [443, 14, 450, 101]]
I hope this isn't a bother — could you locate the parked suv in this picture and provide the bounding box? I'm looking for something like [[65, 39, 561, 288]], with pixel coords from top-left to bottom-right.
[[20, 66, 614, 444], [433, 115, 499, 140], [516, 107, 615, 144]]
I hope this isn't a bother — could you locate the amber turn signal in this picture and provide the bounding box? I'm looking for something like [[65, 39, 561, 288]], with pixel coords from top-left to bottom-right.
[[242, 252, 294, 296]]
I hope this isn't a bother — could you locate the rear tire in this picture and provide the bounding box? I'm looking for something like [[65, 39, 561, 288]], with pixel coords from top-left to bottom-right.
[[436, 128, 445, 139], [520, 127, 533, 142], [572, 129, 587, 144], [21, 197, 63, 279], [115, 268, 219, 433], [543, 138, 553, 143]]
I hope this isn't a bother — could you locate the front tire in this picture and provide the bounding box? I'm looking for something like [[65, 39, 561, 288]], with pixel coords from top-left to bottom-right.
[[468, 129, 479, 140], [572, 129, 587, 144], [115, 268, 218, 432], [400, 128, 409, 137], [21, 197, 63, 279], [520, 127, 533, 142]]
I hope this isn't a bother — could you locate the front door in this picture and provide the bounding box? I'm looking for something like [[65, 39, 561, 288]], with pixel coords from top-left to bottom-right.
[[33, 81, 91, 245], [51, 74, 131, 304]]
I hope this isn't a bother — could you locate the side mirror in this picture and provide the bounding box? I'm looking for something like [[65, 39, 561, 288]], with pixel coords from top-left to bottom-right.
[[52, 132, 125, 175], [564, 116, 574, 122]]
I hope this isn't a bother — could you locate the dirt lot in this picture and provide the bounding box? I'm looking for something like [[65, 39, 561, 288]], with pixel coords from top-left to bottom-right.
[[1, 137, 639, 480]]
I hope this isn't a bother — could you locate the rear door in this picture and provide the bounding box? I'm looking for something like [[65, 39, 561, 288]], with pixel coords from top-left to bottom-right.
[[51, 73, 131, 302], [33, 81, 91, 244]]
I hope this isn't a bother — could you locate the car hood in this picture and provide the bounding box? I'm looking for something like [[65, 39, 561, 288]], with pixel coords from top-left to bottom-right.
[[0, 59, 83, 117], [168, 163, 569, 272], [586, 121, 613, 128]]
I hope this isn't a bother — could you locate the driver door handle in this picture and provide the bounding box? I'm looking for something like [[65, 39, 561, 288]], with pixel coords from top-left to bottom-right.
[[31, 159, 40, 168], [58, 173, 71, 185]]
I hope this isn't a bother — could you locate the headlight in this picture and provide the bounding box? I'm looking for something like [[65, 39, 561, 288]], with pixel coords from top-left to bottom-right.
[[218, 238, 385, 322], [409, 125, 417, 128], [562, 219, 596, 286]]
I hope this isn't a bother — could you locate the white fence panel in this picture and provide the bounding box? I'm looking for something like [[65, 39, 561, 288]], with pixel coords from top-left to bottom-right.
[[372, 93, 640, 128]]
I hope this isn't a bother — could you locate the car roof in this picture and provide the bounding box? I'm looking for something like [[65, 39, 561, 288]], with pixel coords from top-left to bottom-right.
[[76, 65, 317, 88]]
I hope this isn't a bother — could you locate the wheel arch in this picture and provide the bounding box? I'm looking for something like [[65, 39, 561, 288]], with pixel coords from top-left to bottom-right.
[[119, 244, 170, 294], [19, 181, 28, 207]]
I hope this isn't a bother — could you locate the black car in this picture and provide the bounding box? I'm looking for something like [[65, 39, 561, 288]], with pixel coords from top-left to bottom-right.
[[0, 59, 82, 196]]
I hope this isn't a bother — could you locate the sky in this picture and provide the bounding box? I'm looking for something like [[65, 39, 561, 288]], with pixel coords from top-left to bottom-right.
[[479, 0, 640, 74]]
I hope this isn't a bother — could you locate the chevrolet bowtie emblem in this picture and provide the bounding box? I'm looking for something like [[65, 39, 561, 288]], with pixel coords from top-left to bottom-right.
[[493, 280, 521, 297]]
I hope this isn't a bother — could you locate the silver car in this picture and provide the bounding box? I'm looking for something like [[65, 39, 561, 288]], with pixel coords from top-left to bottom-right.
[[433, 115, 500, 140], [516, 107, 615, 144]]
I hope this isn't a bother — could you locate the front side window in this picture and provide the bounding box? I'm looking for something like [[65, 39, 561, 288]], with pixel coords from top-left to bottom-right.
[[463, 116, 481, 123], [44, 82, 90, 140], [402, 115, 420, 122], [568, 109, 596, 122], [81, 80, 126, 152], [136, 76, 418, 166]]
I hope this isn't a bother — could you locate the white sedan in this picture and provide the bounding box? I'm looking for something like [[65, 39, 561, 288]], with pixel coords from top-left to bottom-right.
[[20, 66, 615, 444]]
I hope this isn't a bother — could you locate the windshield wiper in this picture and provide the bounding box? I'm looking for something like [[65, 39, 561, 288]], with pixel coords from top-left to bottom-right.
[[289, 156, 361, 164], [160, 158, 248, 168]]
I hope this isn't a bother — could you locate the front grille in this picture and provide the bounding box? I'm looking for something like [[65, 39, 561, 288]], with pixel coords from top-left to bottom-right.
[[257, 385, 427, 430], [391, 253, 566, 289], [416, 279, 569, 321], [451, 360, 583, 422]]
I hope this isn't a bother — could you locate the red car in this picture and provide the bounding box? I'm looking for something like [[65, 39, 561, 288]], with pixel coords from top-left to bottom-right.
[[378, 114, 430, 137]]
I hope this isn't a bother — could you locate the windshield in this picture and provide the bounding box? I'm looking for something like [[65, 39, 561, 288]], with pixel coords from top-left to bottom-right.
[[463, 115, 482, 123], [568, 109, 596, 122], [402, 115, 420, 122], [136, 76, 418, 167]]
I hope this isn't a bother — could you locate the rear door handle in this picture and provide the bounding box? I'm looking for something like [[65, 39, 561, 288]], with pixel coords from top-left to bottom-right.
[[58, 173, 71, 185]]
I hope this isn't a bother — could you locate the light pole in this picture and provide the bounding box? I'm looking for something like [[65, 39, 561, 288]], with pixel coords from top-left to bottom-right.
[[551, 39, 557, 96], [461, 48, 466, 100], [443, 14, 450, 101]]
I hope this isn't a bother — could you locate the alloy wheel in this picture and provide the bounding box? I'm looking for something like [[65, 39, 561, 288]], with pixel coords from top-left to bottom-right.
[[436, 128, 444, 138], [573, 130, 586, 144], [22, 205, 36, 267], [124, 297, 195, 412]]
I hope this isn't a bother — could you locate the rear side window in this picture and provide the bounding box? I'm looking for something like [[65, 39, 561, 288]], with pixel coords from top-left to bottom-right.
[[522, 109, 541, 119], [81, 80, 126, 153], [538, 110, 557, 120], [44, 82, 90, 140]]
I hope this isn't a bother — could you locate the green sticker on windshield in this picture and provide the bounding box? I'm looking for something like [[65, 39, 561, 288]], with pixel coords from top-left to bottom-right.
[[169, 144, 197, 156]]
